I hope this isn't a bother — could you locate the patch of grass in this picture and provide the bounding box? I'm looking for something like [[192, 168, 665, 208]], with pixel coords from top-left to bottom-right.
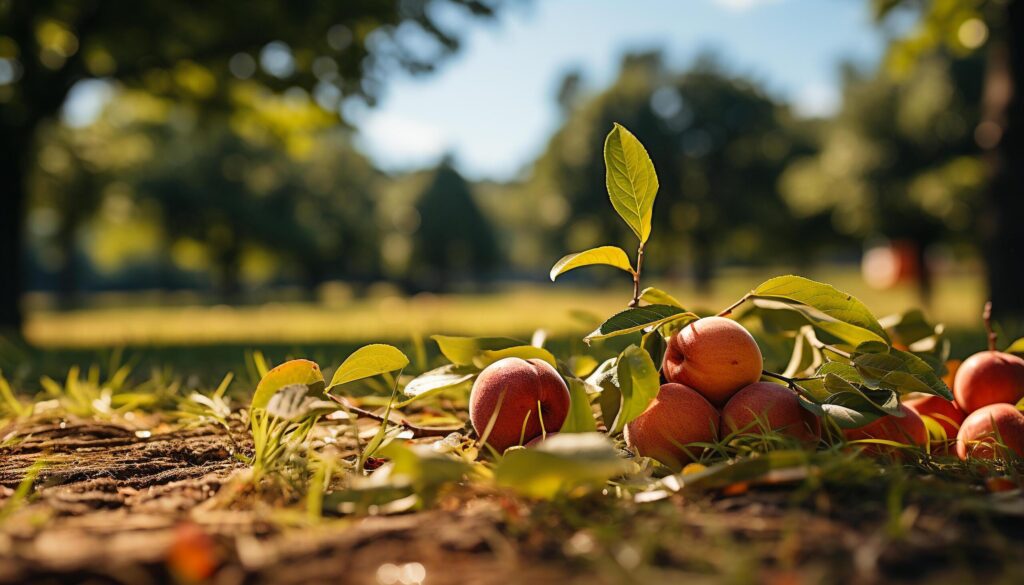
[[22, 267, 987, 348]]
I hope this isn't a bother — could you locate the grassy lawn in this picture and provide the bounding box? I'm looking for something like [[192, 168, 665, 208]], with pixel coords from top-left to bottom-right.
[[23, 267, 986, 348]]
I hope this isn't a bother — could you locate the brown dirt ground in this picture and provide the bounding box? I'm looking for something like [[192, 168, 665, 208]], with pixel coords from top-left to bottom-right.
[[1, 419, 1023, 585]]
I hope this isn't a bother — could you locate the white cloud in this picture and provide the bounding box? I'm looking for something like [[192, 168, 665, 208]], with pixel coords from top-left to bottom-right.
[[712, 0, 784, 13], [794, 82, 840, 118], [356, 112, 450, 170]]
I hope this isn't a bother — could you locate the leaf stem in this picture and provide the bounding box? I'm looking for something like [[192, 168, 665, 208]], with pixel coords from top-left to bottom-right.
[[983, 301, 997, 352], [803, 327, 854, 359], [762, 370, 821, 385], [629, 243, 646, 307], [717, 292, 753, 317], [761, 370, 822, 400], [325, 394, 458, 438]]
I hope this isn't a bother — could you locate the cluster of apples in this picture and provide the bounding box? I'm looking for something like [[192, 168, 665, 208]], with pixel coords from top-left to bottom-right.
[[624, 317, 818, 469], [907, 347, 1024, 460], [467, 314, 1024, 466], [467, 317, 819, 468]]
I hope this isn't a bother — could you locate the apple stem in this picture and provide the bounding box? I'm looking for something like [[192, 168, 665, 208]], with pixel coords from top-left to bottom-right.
[[326, 394, 457, 438], [718, 292, 753, 317], [629, 243, 646, 307], [984, 301, 997, 351]]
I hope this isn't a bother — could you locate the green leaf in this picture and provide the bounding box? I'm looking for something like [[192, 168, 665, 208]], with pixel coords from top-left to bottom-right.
[[609, 345, 660, 434], [586, 357, 620, 429], [853, 349, 952, 399], [1006, 337, 1024, 356], [252, 359, 325, 410], [265, 384, 338, 421], [584, 305, 695, 343], [883, 309, 940, 347], [752, 276, 888, 345], [431, 335, 524, 366], [560, 378, 597, 433], [327, 344, 409, 392], [604, 123, 659, 244], [472, 345, 558, 369], [641, 329, 667, 370], [377, 441, 471, 503], [550, 246, 634, 281], [821, 393, 886, 429], [495, 433, 631, 499], [639, 287, 683, 308], [679, 450, 812, 491], [400, 364, 475, 402]]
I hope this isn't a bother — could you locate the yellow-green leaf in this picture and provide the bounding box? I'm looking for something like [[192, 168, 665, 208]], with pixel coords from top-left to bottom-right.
[[639, 286, 683, 308], [560, 378, 598, 433], [431, 335, 524, 366], [550, 246, 634, 281], [472, 345, 559, 369], [604, 123, 659, 244], [251, 359, 325, 410], [328, 344, 409, 392], [752, 275, 888, 345]]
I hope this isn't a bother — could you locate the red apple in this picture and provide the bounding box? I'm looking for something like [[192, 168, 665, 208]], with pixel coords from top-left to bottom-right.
[[469, 357, 570, 453], [956, 403, 1024, 460], [953, 351, 1024, 413]]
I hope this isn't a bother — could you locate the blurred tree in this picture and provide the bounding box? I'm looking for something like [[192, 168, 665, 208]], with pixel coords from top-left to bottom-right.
[[410, 159, 500, 291], [532, 52, 817, 291], [0, 0, 508, 333], [780, 55, 985, 303], [874, 0, 1024, 318]]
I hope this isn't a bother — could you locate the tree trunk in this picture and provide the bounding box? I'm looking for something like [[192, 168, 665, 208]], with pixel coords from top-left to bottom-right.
[[0, 129, 28, 335], [693, 233, 714, 295], [984, 1, 1024, 321], [56, 208, 81, 310]]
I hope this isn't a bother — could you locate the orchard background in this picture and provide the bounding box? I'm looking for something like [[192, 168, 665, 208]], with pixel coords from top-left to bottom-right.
[[2, 1, 1024, 584]]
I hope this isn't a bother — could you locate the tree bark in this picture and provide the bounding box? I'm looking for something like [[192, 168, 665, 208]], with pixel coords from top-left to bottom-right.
[[984, 1, 1024, 321], [0, 131, 27, 334]]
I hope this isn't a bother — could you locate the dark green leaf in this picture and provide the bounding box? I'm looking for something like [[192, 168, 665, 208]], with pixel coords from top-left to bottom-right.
[[585, 305, 695, 343], [821, 392, 886, 429], [853, 349, 952, 399]]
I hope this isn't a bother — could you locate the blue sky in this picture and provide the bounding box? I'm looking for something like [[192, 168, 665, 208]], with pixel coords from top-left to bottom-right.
[[63, 0, 896, 181], [351, 0, 894, 180]]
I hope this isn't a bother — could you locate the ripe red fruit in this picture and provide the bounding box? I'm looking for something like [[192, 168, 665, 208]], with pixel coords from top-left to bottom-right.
[[843, 404, 928, 455], [905, 395, 966, 446], [953, 351, 1024, 413], [624, 383, 720, 470], [722, 382, 821, 444], [956, 403, 1024, 460], [469, 357, 570, 453], [662, 316, 763, 406]]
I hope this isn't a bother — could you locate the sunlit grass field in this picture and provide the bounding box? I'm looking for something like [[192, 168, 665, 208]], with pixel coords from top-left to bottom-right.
[[24, 267, 986, 348]]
